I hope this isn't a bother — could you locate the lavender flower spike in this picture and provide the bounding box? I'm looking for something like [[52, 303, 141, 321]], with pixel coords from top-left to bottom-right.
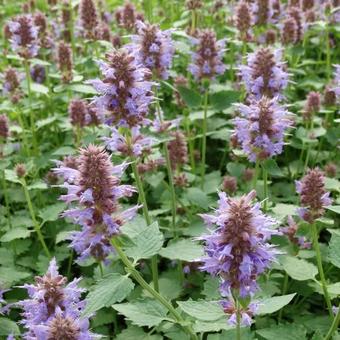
[[8, 15, 39, 59], [188, 29, 226, 81], [199, 190, 278, 297], [239, 47, 288, 99], [54, 145, 139, 263], [233, 96, 293, 162], [129, 21, 175, 80], [88, 49, 154, 127], [296, 168, 332, 223], [19, 258, 97, 339]]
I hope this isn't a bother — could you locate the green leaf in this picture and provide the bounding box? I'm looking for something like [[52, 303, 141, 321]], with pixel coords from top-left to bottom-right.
[[124, 221, 164, 261], [281, 256, 318, 281], [31, 83, 49, 95], [271, 204, 297, 220], [256, 324, 307, 340], [27, 181, 48, 190], [328, 230, 340, 269], [226, 162, 246, 178], [4, 169, 20, 183], [263, 159, 284, 177], [0, 267, 31, 286], [324, 178, 340, 192], [210, 90, 240, 111], [115, 325, 163, 340], [55, 231, 73, 244], [177, 86, 201, 108], [112, 298, 169, 327], [202, 171, 222, 194], [0, 227, 31, 242], [159, 239, 204, 262], [257, 293, 296, 315], [38, 202, 67, 222], [52, 146, 76, 156], [0, 317, 20, 336], [83, 273, 134, 317], [202, 277, 220, 300], [177, 300, 225, 321], [193, 318, 233, 333], [69, 84, 97, 94], [184, 188, 210, 209], [326, 206, 340, 215]]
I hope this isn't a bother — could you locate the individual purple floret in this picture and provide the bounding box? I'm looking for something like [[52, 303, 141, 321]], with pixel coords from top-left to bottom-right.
[[188, 29, 226, 81], [198, 190, 278, 297], [221, 298, 258, 326], [103, 126, 155, 157], [252, 0, 274, 26], [129, 21, 174, 79], [54, 145, 139, 263], [232, 96, 293, 162], [8, 15, 39, 58], [19, 258, 97, 339], [239, 47, 289, 99], [88, 49, 154, 127], [296, 168, 332, 223]]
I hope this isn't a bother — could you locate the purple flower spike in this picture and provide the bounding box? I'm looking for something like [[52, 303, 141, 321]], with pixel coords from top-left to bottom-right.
[[129, 21, 175, 80], [8, 15, 39, 59], [239, 47, 288, 99], [199, 190, 278, 297], [221, 298, 258, 326], [233, 96, 293, 162], [88, 49, 155, 127], [188, 29, 226, 81], [54, 145, 139, 263], [296, 168, 332, 223]]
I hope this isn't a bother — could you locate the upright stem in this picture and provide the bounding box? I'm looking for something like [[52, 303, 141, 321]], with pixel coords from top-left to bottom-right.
[[325, 20, 331, 82], [262, 165, 268, 212], [24, 59, 38, 155], [325, 306, 340, 340], [311, 222, 333, 317], [1, 169, 12, 228], [21, 178, 51, 258], [236, 298, 241, 340], [111, 238, 198, 340], [131, 161, 159, 292], [278, 273, 289, 321], [200, 90, 209, 188], [253, 159, 260, 190]]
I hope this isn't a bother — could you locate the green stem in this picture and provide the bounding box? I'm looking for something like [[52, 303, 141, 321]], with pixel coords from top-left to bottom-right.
[[185, 117, 196, 173], [326, 20, 331, 82], [236, 298, 241, 340], [99, 262, 104, 277], [1, 169, 12, 228], [111, 238, 198, 340], [311, 222, 333, 317], [262, 164, 268, 212], [253, 159, 260, 191], [131, 161, 159, 292], [200, 90, 209, 188], [21, 178, 51, 258], [324, 306, 340, 340], [24, 59, 38, 155]]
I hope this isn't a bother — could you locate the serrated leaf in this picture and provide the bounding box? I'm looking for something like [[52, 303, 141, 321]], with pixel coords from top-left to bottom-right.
[[0, 317, 20, 336], [83, 273, 134, 317], [39, 202, 67, 222], [326, 206, 340, 215], [4, 169, 20, 183], [184, 188, 210, 209], [55, 231, 73, 244], [27, 181, 48, 190], [193, 318, 233, 333], [0, 267, 31, 286], [272, 204, 297, 220], [70, 84, 97, 94], [257, 293, 296, 315], [328, 230, 340, 269], [256, 324, 307, 340], [124, 221, 164, 261], [281, 256, 318, 281], [115, 325, 163, 340], [177, 86, 201, 108], [202, 277, 220, 300], [159, 238, 204, 262], [210, 90, 240, 111], [226, 162, 246, 178], [177, 300, 225, 321], [0, 227, 31, 242], [112, 298, 169, 327], [263, 159, 284, 177]]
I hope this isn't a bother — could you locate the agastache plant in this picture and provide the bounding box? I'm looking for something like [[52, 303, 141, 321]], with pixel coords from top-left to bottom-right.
[[19, 258, 97, 339], [129, 21, 175, 80], [239, 48, 289, 99], [89, 49, 154, 127], [54, 145, 139, 263], [232, 96, 293, 162], [198, 190, 278, 325]]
